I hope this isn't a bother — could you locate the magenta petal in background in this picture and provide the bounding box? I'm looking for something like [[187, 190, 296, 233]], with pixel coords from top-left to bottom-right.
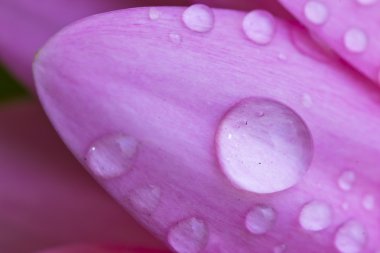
[[34, 6, 380, 253], [0, 0, 189, 88], [37, 244, 170, 253], [278, 0, 380, 85], [0, 101, 166, 253]]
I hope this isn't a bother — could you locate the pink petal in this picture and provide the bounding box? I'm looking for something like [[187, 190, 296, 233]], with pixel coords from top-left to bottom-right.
[[0, 101, 166, 253], [37, 244, 170, 253], [0, 0, 189, 88], [34, 7, 380, 253], [278, 0, 380, 85]]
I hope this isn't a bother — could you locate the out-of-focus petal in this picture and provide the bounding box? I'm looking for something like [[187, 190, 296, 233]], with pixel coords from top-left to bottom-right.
[[278, 0, 380, 85], [37, 244, 170, 253], [0, 0, 189, 88], [0, 101, 166, 253], [33, 6, 380, 253]]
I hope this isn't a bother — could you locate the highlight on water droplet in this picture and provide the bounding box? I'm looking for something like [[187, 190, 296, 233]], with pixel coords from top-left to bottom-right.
[[362, 194, 375, 211], [245, 204, 276, 235], [168, 217, 208, 253], [334, 220, 367, 253], [148, 7, 161, 20], [304, 1, 329, 25], [242, 10, 276, 45], [216, 97, 313, 194], [86, 134, 138, 178], [129, 185, 161, 215], [299, 200, 332, 231], [343, 28, 368, 53], [338, 170, 356, 191], [182, 4, 214, 33]]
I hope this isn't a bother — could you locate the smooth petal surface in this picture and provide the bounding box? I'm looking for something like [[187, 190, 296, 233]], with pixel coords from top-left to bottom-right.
[[0, 0, 189, 88], [278, 0, 380, 85], [0, 101, 166, 253], [34, 7, 380, 253]]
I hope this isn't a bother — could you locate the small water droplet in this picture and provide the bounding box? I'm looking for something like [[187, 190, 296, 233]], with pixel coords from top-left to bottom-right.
[[299, 200, 332, 231], [334, 220, 367, 253], [148, 7, 161, 20], [182, 4, 214, 33], [169, 32, 182, 45], [243, 10, 276, 45], [273, 244, 287, 253], [129, 185, 161, 215], [245, 204, 276, 234], [86, 134, 138, 178], [216, 97, 313, 194], [302, 93, 313, 108], [356, 0, 378, 5], [338, 170, 356, 191], [362, 194, 375, 211], [277, 53, 288, 61], [342, 202, 349, 210], [304, 1, 329, 25], [344, 28, 368, 53], [168, 217, 208, 253]]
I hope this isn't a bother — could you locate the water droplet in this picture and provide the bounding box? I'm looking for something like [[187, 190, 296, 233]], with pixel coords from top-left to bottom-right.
[[169, 32, 182, 45], [86, 134, 138, 178], [149, 7, 161, 20], [277, 53, 288, 61], [182, 4, 214, 33], [216, 97, 313, 194], [302, 93, 313, 108], [168, 217, 208, 253], [344, 28, 368, 53], [245, 204, 276, 234], [129, 185, 161, 215], [342, 202, 349, 210], [356, 0, 378, 5], [273, 244, 286, 253], [304, 1, 329, 25], [362, 194, 375, 211], [299, 200, 332, 231], [335, 220, 367, 253], [338, 170, 356, 191], [243, 10, 276, 45], [291, 26, 334, 62]]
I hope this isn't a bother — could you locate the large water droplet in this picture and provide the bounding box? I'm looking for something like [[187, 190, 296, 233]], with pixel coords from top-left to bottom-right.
[[362, 194, 375, 211], [304, 1, 329, 25], [129, 185, 161, 215], [338, 170, 356, 191], [86, 134, 138, 178], [245, 204, 276, 234], [243, 10, 276, 45], [168, 217, 208, 253], [182, 4, 214, 33], [216, 97, 313, 194], [344, 28, 368, 53], [334, 220, 367, 253], [299, 200, 332, 231]]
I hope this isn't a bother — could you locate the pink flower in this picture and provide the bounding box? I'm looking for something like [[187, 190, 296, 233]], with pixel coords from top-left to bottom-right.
[[2, 0, 380, 252]]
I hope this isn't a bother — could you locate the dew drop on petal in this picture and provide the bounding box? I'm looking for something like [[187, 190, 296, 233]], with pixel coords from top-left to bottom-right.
[[334, 220, 367, 253], [245, 204, 276, 234], [168, 217, 208, 253], [273, 244, 286, 253], [362, 194, 375, 211], [344, 28, 368, 53], [356, 0, 378, 5], [302, 93, 313, 108], [169, 32, 182, 45], [338, 170, 356, 191], [148, 7, 161, 20], [86, 134, 138, 178], [243, 10, 276, 45], [216, 97, 313, 194], [129, 185, 161, 215], [182, 4, 214, 33], [304, 1, 329, 25], [299, 200, 332, 231]]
